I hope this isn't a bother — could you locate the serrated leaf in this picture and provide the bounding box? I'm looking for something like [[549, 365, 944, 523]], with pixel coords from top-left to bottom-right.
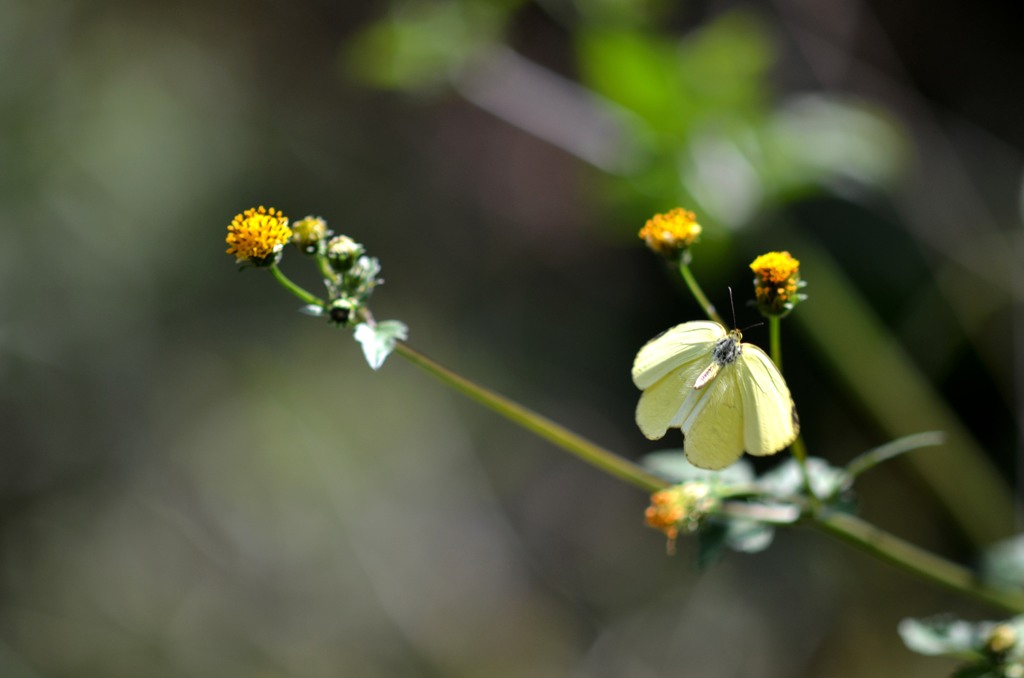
[[354, 320, 408, 370]]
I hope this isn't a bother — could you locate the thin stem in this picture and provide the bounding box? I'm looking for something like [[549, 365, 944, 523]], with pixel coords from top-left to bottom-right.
[[767, 315, 817, 505], [845, 431, 947, 480], [813, 512, 1024, 614], [678, 257, 725, 326], [768, 315, 782, 370], [789, 436, 814, 502], [315, 253, 339, 285], [269, 264, 324, 307], [393, 342, 667, 494]]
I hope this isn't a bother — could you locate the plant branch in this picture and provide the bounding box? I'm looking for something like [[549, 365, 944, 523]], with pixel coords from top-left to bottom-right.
[[270, 264, 324, 307], [678, 257, 725, 326], [392, 338, 1021, 613], [766, 315, 817, 505], [813, 512, 1024, 614], [393, 342, 667, 494]]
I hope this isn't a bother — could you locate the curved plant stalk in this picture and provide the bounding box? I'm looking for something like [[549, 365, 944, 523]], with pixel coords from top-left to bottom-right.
[[394, 342, 666, 493], [261, 238, 1024, 617]]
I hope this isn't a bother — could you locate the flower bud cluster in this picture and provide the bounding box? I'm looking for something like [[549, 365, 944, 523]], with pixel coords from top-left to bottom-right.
[[291, 216, 331, 255], [324, 235, 381, 325], [225, 208, 383, 327]]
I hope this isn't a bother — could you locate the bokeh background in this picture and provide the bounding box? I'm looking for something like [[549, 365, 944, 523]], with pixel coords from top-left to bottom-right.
[[3, 0, 1024, 675]]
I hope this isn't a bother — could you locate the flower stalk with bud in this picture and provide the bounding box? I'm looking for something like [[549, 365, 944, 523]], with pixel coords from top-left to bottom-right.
[[639, 208, 724, 326]]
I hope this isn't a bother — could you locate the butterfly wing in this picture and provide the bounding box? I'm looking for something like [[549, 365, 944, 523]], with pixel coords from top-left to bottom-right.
[[737, 344, 799, 456], [633, 321, 724, 440], [680, 367, 745, 470], [631, 321, 725, 389], [635, 358, 708, 439]]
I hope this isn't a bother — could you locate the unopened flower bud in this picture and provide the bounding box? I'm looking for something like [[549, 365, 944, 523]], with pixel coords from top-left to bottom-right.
[[326, 235, 365, 274], [291, 216, 330, 255]]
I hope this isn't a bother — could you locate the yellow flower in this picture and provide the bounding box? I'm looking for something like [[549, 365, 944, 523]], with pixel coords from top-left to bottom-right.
[[644, 481, 717, 553], [750, 251, 804, 317], [639, 208, 702, 258], [226, 206, 292, 265], [291, 215, 329, 254]]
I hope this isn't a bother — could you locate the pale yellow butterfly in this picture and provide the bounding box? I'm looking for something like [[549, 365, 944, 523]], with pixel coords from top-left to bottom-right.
[[632, 320, 799, 470]]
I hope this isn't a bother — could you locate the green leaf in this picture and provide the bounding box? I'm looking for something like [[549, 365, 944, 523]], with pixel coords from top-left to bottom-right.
[[346, 0, 524, 93], [695, 521, 729, 569], [758, 457, 849, 499], [575, 28, 687, 136], [675, 12, 773, 117], [344, 1, 513, 92], [641, 451, 754, 485], [354, 320, 408, 370], [723, 517, 774, 553], [982, 535, 1024, 591], [694, 516, 774, 568], [718, 500, 800, 525], [897, 616, 988, 659], [845, 431, 946, 480], [766, 95, 908, 193]]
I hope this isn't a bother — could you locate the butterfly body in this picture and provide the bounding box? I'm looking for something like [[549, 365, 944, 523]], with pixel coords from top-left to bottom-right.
[[632, 321, 798, 470], [693, 330, 742, 389]]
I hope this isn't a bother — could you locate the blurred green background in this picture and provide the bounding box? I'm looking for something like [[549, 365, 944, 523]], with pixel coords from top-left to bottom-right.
[[3, 0, 1023, 675]]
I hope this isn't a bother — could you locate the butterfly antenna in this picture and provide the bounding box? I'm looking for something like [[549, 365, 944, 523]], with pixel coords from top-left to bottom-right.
[[728, 286, 738, 329], [730, 286, 764, 333]]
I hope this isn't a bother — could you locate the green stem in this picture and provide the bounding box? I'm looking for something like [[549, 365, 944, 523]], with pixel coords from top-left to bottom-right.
[[767, 315, 817, 505], [269, 264, 324, 307], [813, 512, 1024, 614], [789, 435, 814, 498], [678, 257, 725, 326], [768, 315, 782, 370], [393, 342, 667, 494], [315, 253, 339, 285]]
